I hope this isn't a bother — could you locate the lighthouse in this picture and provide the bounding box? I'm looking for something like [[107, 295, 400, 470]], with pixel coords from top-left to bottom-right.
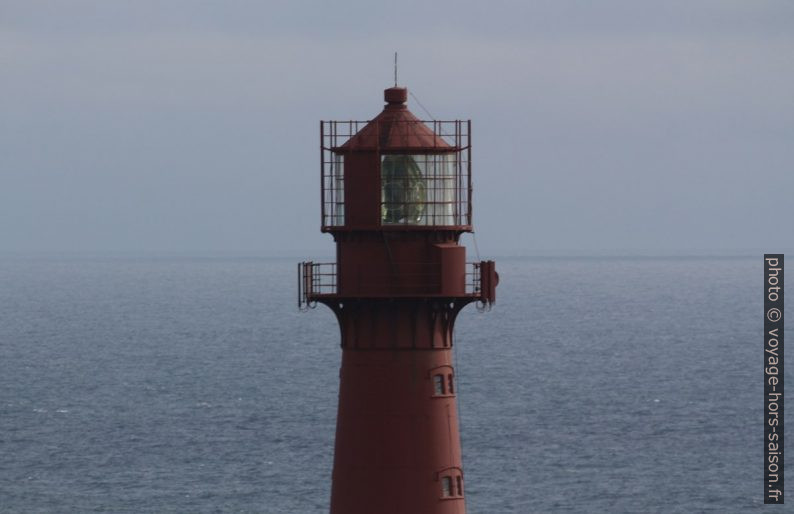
[[299, 85, 498, 514]]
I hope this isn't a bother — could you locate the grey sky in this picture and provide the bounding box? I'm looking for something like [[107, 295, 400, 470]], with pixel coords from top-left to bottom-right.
[[1, 1, 792, 256]]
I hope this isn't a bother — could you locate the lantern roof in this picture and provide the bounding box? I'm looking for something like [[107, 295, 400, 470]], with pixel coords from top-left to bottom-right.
[[337, 87, 454, 153]]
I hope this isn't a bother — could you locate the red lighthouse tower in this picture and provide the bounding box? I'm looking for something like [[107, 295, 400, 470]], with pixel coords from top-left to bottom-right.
[[299, 85, 497, 514]]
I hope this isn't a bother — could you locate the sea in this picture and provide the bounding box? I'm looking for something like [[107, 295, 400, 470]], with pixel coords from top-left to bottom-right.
[[0, 256, 785, 513]]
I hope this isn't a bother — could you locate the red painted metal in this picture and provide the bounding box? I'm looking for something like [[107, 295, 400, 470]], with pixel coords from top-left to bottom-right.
[[300, 86, 497, 513]]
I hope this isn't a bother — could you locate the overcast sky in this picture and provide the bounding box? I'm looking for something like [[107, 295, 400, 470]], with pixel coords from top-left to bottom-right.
[[1, 1, 792, 256]]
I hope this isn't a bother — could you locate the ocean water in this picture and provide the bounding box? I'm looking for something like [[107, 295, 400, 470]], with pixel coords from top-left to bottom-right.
[[0, 256, 783, 513]]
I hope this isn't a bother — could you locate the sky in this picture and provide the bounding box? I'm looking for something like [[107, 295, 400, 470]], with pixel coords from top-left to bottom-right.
[[1, 0, 792, 257]]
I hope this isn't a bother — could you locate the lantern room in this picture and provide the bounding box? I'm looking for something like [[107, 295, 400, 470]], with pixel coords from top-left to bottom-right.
[[321, 87, 472, 231]]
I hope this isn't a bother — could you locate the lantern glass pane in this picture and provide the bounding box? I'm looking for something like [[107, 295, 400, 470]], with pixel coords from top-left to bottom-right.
[[381, 154, 459, 226]]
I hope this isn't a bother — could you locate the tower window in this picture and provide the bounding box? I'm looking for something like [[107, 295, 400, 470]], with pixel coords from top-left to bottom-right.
[[441, 476, 452, 498], [433, 374, 445, 395], [439, 472, 464, 499], [430, 367, 457, 398]]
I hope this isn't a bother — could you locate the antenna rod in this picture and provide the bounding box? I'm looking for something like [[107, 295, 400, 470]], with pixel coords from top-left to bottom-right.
[[394, 52, 398, 86]]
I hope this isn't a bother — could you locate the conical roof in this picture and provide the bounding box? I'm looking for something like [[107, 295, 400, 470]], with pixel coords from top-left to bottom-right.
[[337, 87, 453, 152]]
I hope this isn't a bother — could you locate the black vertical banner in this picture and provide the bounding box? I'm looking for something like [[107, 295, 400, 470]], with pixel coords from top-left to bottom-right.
[[765, 254, 784, 504]]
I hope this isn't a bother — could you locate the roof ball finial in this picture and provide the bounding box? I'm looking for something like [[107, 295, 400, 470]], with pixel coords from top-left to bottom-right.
[[384, 86, 407, 105]]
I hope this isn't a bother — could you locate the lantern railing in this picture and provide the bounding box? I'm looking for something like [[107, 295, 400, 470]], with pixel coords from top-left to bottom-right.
[[299, 260, 487, 307], [298, 262, 337, 309], [321, 120, 470, 150], [465, 262, 482, 296]]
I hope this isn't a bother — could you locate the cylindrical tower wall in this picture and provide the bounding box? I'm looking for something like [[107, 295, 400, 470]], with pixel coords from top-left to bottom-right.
[[330, 337, 465, 514]]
